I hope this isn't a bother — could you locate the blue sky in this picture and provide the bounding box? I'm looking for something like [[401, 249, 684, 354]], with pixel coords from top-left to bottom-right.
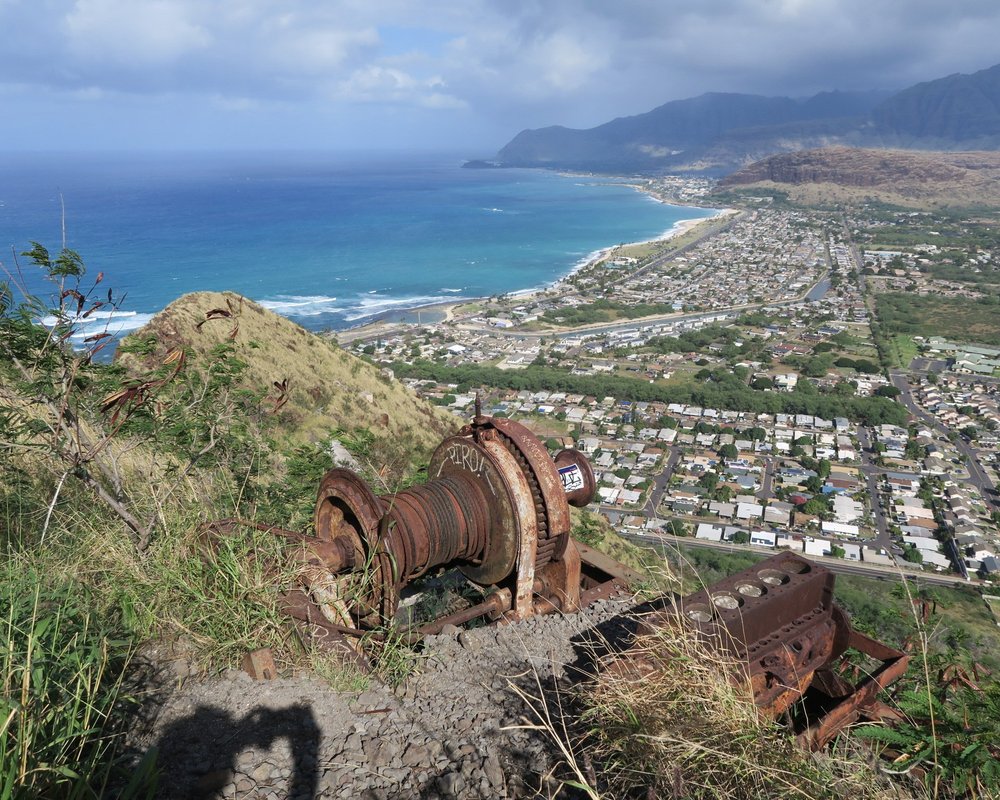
[[1, 0, 997, 153]]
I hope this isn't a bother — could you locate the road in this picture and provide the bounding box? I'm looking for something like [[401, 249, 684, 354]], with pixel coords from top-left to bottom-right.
[[855, 427, 893, 550], [451, 271, 830, 342], [645, 446, 681, 515], [755, 457, 774, 502], [890, 370, 998, 512], [618, 531, 976, 589]]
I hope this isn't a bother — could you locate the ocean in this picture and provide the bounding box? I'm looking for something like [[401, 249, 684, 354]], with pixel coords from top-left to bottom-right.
[[0, 151, 714, 339]]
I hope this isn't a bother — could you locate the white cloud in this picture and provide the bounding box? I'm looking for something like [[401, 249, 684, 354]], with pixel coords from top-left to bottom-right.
[[64, 0, 211, 64], [266, 24, 380, 76], [0, 0, 998, 148], [336, 64, 466, 109]]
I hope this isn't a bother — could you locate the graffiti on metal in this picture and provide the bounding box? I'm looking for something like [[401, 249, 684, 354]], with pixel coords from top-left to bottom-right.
[[436, 442, 499, 497]]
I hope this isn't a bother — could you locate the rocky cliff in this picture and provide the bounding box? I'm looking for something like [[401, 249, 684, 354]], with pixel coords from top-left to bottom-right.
[[718, 146, 1000, 207]]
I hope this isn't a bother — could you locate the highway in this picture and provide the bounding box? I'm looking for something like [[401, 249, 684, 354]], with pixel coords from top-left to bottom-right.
[[617, 531, 977, 589], [451, 271, 830, 342]]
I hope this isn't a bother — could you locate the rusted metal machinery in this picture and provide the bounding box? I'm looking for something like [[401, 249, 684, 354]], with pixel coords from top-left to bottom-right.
[[290, 411, 613, 637], [260, 411, 906, 747], [610, 551, 910, 749]]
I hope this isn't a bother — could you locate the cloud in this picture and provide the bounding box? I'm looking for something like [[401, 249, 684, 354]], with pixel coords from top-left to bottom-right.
[[64, 0, 210, 64], [0, 0, 998, 148], [264, 23, 380, 76]]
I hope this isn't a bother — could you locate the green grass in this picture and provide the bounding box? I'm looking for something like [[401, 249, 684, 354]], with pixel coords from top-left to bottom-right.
[[0, 562, 154, 799], [982, 595, 1000, 627], [877, 293, 1000, 347], [889, 334, 920, 369]]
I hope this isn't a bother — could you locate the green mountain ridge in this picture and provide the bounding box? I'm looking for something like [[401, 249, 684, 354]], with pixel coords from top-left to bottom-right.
[[495, 63, 1000, 174]]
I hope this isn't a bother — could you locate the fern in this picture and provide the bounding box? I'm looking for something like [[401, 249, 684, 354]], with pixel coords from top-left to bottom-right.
[[864, 652, 1000, 796]]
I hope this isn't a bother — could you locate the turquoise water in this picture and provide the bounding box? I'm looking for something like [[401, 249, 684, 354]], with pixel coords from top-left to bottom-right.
[[0, 151, 714, 337]]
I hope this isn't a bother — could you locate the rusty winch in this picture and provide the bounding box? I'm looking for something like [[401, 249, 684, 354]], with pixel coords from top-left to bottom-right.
[[234, 411, 907, 749], [284, 411, 630, 640]]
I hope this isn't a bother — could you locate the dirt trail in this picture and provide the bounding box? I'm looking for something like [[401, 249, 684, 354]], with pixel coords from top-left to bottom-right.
[[130, 599, 634, 799]]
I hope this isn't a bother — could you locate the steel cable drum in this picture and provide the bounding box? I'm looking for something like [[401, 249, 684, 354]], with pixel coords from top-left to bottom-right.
[[427, 435, 521, 585]]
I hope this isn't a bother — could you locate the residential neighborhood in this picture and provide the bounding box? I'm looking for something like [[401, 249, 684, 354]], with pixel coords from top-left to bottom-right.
[[342, 186, 1000, 586]]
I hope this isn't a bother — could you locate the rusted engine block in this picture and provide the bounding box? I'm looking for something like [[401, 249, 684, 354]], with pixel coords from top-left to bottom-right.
[[613, 551, 909, 749]]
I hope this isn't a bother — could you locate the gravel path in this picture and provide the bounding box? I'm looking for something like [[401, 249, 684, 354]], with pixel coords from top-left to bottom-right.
[[132, 599, 633, 799]]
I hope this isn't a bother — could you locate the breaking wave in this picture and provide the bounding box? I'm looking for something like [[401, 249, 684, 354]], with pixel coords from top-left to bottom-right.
[[258, 295, 341, 316], [342, 294, 468, 322], [40, 310, 155, 341]]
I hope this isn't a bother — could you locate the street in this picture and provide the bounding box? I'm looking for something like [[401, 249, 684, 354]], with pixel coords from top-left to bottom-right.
[[618, 531, 975, 589], [890, 370, 998, 513]]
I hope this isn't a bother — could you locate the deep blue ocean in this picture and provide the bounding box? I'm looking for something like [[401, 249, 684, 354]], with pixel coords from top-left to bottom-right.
[[0, 151, 713, 338]]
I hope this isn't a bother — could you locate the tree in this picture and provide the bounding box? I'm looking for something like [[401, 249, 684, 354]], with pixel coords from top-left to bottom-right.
[[0, 243, 188, 550], [875, 385, 901, 398], [699, 472, 719, 492], [804, 476, 825, 493], [732, 531, 750, 544], [830, 545, 846, 559], [902, 546, 923, 564], [802, 497, 829, 517], [905, 438, 926, 460], [718, 443, 738, 460], [803, 353, 835, 377]]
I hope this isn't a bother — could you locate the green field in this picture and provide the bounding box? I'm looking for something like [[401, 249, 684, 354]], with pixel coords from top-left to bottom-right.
[[889, 334, 920, 369], [877, 293, 1000, 347]]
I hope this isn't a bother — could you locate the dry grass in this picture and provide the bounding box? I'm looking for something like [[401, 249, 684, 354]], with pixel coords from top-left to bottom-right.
[[115, 291, 457, 451], [576, 621, 911, 800]]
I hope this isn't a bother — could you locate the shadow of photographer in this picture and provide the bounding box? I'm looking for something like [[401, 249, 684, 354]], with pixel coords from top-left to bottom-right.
[[146, 702, 320, 799]]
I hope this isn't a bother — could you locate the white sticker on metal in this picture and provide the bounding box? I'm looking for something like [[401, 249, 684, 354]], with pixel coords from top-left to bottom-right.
[[558, 464, 584, 493]]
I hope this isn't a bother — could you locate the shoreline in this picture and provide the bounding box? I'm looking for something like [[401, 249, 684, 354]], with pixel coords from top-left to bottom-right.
[[335, 189, 734, 343]]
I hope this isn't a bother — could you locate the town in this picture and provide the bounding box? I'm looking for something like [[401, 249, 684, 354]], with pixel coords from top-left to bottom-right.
[[340, 183, 1000, 589]]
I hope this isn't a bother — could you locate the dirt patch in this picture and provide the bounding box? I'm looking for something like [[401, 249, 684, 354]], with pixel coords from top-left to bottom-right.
[[128, 599, 634, 799]]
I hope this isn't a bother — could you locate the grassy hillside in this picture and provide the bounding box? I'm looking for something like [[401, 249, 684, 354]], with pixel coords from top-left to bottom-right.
[[0, 260, 466, 793], [116, 291, 456, 452]]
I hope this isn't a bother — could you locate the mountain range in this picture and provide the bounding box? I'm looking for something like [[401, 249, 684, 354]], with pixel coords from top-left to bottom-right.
[[493, 63, 1000, 175]]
